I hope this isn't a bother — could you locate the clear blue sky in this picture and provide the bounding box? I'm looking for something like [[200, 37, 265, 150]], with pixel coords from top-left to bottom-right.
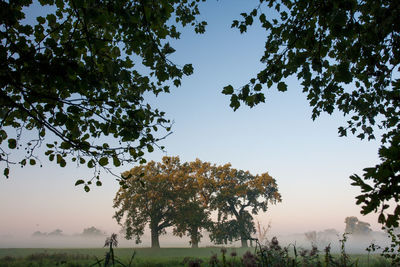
[[0, 0, 383, 245]]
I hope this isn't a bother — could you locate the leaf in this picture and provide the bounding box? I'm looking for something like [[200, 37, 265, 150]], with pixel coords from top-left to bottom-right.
[[182, 64, 194, 75], [60, 142, 71, 149], [259, 13, 266, 23], [4, 168, 9, 178], [277, 82, 287, 92], [336, 62, 352, 83], [36, 16, 45, 24], [147, 144, 154, 153], [60, 159, 66, 167], [230, 94, 240, 111], [231, 20, 239, 28], [39, 128, 45, 137], [113, 156, 121, 167], [254, 84, 262, 91], [8, 139, 16, 149], [123, 173, 132, 180], [46, 13, 56, 26], [222, 85, 234, 95], [99, 157, 109, 166], [56, 154, 63, 165], [29, 159, 36, 165], [96, 181, 102, 186], [394, 205, 400, 216], [378, 213, 386, 224], [75, 179, 85, 186], [0, 130, 7, 141], [245, 15, 253, 26], [84, 185, 90, 192], [173, 79, 181, 87]]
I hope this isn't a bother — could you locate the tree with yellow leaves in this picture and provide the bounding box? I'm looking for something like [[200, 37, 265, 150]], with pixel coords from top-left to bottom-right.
[[113, 157, 280, 248], [113, 156, 184, 248], [171, 159, 215, 248], [113, 156, 214, 248]]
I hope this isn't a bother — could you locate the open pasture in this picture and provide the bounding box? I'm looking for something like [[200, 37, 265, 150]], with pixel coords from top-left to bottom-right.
[[0, 247, 391, 267]]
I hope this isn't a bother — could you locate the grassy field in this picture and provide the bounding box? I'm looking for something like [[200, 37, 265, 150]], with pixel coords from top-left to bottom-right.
[[0, 247, 246, 258], [0, 247, 392, 266], [0, 247, 243, 267]]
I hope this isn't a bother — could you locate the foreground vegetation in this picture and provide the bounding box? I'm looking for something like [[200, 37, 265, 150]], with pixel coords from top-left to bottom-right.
[[1, 232, 398, 266]]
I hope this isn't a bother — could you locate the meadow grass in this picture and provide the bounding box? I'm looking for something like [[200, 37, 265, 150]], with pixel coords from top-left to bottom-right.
[[0, 247, 247, 259], [0, 247, 391, 267]]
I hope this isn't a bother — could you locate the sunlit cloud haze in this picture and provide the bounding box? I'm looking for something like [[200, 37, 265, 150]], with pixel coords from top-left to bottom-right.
[[0, 0, 388, 250]]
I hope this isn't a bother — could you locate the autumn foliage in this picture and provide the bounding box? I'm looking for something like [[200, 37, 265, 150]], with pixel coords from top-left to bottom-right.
[[113, 156, 281, 248]]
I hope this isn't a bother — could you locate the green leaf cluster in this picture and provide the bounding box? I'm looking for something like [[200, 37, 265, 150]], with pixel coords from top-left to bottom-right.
[[225, 0, 400, 228], [350, 135, 400, 228], [209, 166, 281, 247], [1, 0, 206, 182]]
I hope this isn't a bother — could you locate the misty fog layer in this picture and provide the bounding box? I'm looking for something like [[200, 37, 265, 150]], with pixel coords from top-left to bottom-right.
[[0, 231, 393, 254], [277, 232, 390, 254]]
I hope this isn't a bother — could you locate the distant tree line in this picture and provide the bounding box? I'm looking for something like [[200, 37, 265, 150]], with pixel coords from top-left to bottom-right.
[[113, 156, 281, 248], [303, 217, 373, 246], [32, 226, 105, 237], [344, 216, 372, 235], [32, 229, 64, 237], [304, 229, 339, 247], [81, 226, 106, 237]]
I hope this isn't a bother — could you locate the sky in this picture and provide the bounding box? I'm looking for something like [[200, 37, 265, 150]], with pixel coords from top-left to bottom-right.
[[0, 0, 386, 247]]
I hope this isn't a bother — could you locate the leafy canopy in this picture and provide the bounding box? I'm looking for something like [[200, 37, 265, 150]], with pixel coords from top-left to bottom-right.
[[114, 157, 215, 248], [0, 0, 205, 188], [113, 156, 183, 246], [222, 0, 400, 227], [209, 164, 281, 246], [171, 159, 215, 247], [113, 157, 281, 248], [3, 0, 397, 228]]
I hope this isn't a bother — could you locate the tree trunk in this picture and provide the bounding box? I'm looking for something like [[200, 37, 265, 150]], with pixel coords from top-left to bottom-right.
[[150, 227, 160, 248], [241, 238, 248, 248], [191, 239, 199, 248], [190, 227, 199, 248]]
